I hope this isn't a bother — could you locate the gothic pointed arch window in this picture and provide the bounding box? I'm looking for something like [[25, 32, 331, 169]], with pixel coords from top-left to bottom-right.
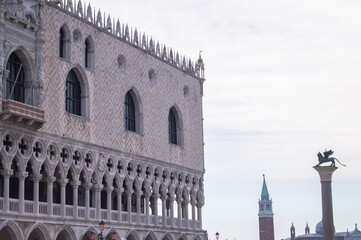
[[85, 37, 95, 69], [59, 25, 71, 60], [168, 109, 177, 144], [66, 69, 81, 116], [125, 92, 136, 132], [6, 52, 25, 102], [168, 106, 184, 146], [123, 89, 143, 133]]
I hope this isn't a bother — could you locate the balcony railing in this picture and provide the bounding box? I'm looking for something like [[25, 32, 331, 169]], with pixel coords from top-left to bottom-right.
[[0, 197, 202, 230], [1, 100, 45, 128]]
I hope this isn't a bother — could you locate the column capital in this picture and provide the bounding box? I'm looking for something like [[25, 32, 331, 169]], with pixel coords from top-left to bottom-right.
[[191, 200, 197, 206], [125, 189, 134, 196], [59, 179, 69, 187], [176, 197, 183, 204], [16, 171, 28, 180], [46, 176, 56, 183], [31, 174, 42, 182], [314, 165, 338, 182], [93, 184, 103, 191], [71, 180, 81, 187], [84, 183, 93, 190], [115, 187, 124, 194], [1, 169, 13, 177], [196, 201, 204, 208], [135, 190, 143, 197], [106, 186, 114, 193]]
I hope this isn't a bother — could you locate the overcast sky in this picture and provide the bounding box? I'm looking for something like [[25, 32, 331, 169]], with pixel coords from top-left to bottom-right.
[[87, 0, 361, 239]]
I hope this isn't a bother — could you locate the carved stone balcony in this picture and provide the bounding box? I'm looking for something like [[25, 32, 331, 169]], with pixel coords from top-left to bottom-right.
[[1, 99, 45, 128]]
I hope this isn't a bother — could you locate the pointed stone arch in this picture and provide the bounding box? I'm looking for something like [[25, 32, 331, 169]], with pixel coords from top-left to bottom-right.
[[161, 232, 173, 240], [104, 228, 120, 240], [179, 234, 188, 240], [80, 225, 97, 240], [55, 224, 76, 240], [145, 231, 157, 240], [191, 235, 202, 240], [25, 222, 51, 240], [125, 229, 140, 240], [0, 220, 23, 240]]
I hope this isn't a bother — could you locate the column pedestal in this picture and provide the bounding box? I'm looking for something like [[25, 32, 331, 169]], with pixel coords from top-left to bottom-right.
[[314, 165, 337, 240]]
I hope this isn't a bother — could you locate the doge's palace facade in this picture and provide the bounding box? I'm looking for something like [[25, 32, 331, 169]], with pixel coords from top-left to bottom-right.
[[0, 1, 206, 240]]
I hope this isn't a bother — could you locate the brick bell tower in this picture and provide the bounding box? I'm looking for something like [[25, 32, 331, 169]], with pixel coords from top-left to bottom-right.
[[258, 175, 275, 240]]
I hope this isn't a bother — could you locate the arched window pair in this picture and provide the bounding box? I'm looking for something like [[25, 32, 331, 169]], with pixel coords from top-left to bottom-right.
[[59, 25, 94, 69], [125, 93, 183, 146]]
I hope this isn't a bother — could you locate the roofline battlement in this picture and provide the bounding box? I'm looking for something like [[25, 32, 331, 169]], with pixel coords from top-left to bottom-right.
[[46, 0, 205, 79]]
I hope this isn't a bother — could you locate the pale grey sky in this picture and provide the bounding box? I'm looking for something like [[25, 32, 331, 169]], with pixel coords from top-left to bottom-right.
[[87, 0, 361, 239]]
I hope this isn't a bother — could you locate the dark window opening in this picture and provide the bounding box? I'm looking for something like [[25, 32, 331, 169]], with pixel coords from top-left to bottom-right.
[[125, 92, 136, 131], [168, 109, 177, 144], [6, 52, 25, 102], [66, 69, 81, 116]]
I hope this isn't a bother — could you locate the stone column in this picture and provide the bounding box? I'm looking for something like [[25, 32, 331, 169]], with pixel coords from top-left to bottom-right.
[[126, 189, 133, 223], [106, 186, 114, 221], [94, 184, 103, 220], [177, 198, 182, 228], [71, 180, 81, 218], [191, 200, 196, 230], [60, 179, 68, 218], [32, 174, 42, 215], [197, 201, 204, 229], [84, 183, 92, 220], [2, 169, 12, 212], [136, 190, 143, 224], [17, 171, 28, 214], [46, 177, 55, 216], [153, 193, 159, 226], [144, 191, 150, 225], [116, 187, 123, 222], [314, 165, 337, 240], [169, 195, 175, 227], [161, 194, 167, 227], [184, 199, 189, 229]]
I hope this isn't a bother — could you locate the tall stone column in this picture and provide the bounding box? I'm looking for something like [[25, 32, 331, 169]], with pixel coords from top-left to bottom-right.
[[84, 183, 92, 220], [153, 193, 159, 226], [177, 198, 182, 228], [71, 180, 81, 218], [116, 187, 123, 222], [191, 200, 196, 230], [46, 177, 55, 216], [136, 190, 142, 224], [144, 191, 150, 225], [60, 179, 68, 218], [169, 195, 175, 227], [314, 165, 337, 240], [161, 194, 167, 227], [94, 184, 103, 220], [106, 186, 114, 221], [17, 171, 28, 214], [32, 174, 42, 215], [126, 189, 134, 223], [2, 169, 12, 212]]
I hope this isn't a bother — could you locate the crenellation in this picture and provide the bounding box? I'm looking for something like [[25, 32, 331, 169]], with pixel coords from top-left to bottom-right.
[[45, 0, 204, 78]]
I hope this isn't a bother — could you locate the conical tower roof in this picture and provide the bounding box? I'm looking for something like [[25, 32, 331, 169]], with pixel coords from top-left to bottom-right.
[[261, 174, 270, 199]]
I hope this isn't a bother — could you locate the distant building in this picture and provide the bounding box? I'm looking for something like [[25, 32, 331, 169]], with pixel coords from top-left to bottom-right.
[[281, 220, 361, 240], [258, 175, 275, 240]]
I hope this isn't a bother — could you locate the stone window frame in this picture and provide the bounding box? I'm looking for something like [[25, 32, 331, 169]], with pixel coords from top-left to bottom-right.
[[59, 24, 71, 61], [64, 65, 90, 119], [168, 105, 184, 147], [4, 47, 35, 106], [124, 88, 144, 134], [84, 36, 95, 70]]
